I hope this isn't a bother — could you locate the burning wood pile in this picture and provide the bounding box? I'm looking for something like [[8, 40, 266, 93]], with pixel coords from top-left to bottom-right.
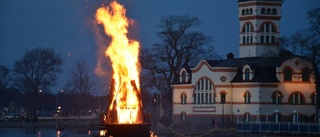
[[95, 1, 151, 136]]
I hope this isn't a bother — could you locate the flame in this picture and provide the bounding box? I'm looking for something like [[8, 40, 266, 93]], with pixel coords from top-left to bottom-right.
[[95, 1, 142, 124]]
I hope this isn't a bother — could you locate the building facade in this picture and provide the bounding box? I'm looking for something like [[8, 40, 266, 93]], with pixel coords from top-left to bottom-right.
[[171, 0, 317, 129]]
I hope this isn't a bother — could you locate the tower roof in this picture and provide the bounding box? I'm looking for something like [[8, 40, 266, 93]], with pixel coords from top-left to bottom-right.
[[238, 0, 282, 2]]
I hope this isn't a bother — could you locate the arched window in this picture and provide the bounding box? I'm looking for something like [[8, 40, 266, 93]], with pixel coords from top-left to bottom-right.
[[221, 93, 226, 103], [246, 9, 249, 14], [244, 91, 251, 104], [301, 68, 310, 82], [289, 92, 305, 105], [245, 68, 250, 81], [311, 92, 317, 105], [242, 9, 245, 15], [180, 92, 187, 104], [284, 68, 292, 81], [180, 112, 186, 122], [259, 23, 276, 44], [242, 23, 253, 33], [271, 91, 283, 104], [242, 23, 253, 44], [272, 8, 277, 14], [249, 8, 253, 14], [194, 78, 215, 104], [261, 8, 266, 14]]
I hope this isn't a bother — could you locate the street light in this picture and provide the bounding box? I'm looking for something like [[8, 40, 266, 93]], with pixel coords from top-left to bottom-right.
[[256, 110, 259, 124], [293, 110, 297, 125], [266, 111, 268, 123], [221, 97, 225, 130], [275, 110, 278, 124], [56, 90, 64, 116]]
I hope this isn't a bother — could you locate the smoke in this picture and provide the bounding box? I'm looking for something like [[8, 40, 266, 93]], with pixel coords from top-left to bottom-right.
[[91, 18, 112, 94]]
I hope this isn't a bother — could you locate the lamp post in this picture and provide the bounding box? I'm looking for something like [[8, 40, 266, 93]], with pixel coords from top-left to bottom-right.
[[221, 98, 225, 130], [56, 90, 64, 116], [275, 110, 278, 124], [256, 110, 259, 124], [37, 89, 42, 115], [293, 110, 296, 125], [266, 111, 268, 123], [237, 109, 240, 123]]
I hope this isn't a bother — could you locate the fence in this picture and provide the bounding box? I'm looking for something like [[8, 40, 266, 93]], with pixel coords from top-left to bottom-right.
[[237, 122, 320, 134]]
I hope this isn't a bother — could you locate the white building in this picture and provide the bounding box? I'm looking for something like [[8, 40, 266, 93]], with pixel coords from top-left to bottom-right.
[[171, 0, 317, 128]]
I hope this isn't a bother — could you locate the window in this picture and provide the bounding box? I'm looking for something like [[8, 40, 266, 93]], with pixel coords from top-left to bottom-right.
[[284, 68, 292, 81], [272, 91, 282, 104], [290, 92, 304, 105], [271, 36, 275, 43], [242, 9, 245, 15], [245, 68, 250, 81], [244, 91, 251, 104], [194, 78, 215, 104], [302, 68, 310, 82], [261, 8, 266, 14], [266, 24, 270, 32], [221, 93, 226, 103], [181, 93, 187, 104], [243, 36, 246, 44], [259, 23, 277, 44], [311, 92, 317, 105], [272, 8, 277, 14], [260, 36, 264, 43], [266, 36, 270, 43], [267, 8, 271, 14], [181, 71, 187, 83]]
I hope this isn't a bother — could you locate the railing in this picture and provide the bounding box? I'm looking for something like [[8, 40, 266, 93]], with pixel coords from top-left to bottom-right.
[[237, 122, 320, 134]]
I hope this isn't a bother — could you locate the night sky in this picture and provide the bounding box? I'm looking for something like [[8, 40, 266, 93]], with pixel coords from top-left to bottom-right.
[[0, 0, 319, 95]]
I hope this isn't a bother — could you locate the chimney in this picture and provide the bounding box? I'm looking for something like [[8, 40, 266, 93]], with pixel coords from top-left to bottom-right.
[[226, 53, 234, 59]]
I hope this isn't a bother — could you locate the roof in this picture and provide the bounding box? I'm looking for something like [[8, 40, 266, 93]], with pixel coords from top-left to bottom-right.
[[206, 56, 298, 83], [205, 56, 296, 68]]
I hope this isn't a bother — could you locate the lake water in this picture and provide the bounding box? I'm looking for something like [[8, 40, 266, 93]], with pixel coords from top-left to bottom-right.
[[0, 127, 165, 137]]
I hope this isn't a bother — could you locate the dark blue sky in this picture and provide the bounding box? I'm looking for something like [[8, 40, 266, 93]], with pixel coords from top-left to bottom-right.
[[0, 0, 319, 95]]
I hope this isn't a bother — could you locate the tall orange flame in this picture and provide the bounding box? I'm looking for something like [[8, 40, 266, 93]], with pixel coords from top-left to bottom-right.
[[95, 1, 142, 124]]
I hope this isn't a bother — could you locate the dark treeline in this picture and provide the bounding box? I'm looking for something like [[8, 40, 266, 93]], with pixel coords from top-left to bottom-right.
[[0, 87, 108, 118]]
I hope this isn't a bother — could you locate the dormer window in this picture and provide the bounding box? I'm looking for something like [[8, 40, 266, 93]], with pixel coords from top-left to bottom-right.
[[180, 69, 189, 83]]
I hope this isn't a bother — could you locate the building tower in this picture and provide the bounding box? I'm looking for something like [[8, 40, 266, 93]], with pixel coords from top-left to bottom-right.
[[238, 0, 283, 58]]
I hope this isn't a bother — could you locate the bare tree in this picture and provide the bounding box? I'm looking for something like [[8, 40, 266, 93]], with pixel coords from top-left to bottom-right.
[[284, 7, 320, 121], [140, 15, 219, 124], [65, 59, 95, 95], [13, 47, 62, 121], [0, 65, 10, 89]]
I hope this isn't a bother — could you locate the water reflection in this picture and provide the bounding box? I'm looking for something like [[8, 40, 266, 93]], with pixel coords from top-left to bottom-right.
[[0, 128, 164, 137], [0, 127, 93, 137]]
